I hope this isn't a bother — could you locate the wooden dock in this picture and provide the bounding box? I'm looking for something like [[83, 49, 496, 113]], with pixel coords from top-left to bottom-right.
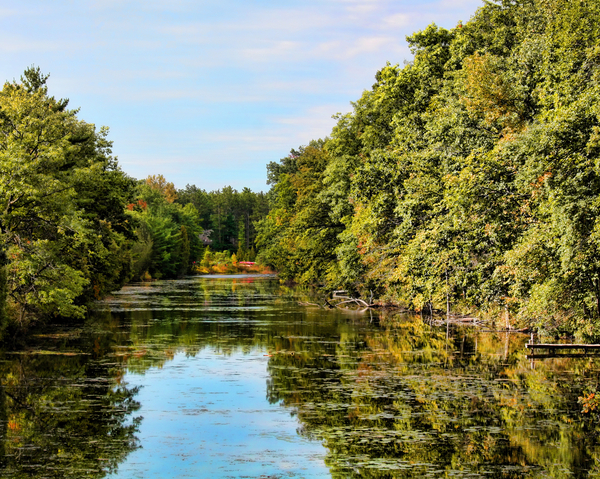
[[526, 343, 600, 358]]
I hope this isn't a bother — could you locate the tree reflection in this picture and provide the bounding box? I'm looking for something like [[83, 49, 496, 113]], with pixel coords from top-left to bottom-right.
[[0, 352, 140, 478], [0, 383, 6, 469], [266, 314, 600, 478], [6, 277, 600, 477], [91, 277, 600, 477]]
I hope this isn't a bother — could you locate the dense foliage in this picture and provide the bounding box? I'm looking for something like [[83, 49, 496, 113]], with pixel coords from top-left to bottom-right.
[[0, 68, 136, 335], [256, 0, 600, 335], [4, 0, 598, 338], [127, 177, 269, 280], [177, 184, 269, 259], [126, 175, 203, 281], [0, 71, 268, 338]]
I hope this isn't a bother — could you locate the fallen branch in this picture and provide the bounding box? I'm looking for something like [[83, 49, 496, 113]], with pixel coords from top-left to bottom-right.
[[323, 299, 335, 309], [332, 290, 349, 298], [335, 298, 371, 308]]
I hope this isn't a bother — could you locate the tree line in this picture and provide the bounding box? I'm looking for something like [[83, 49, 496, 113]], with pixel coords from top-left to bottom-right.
[[0, 68, 267, 339], [3, 0, 599, 339], [128, 176, 268, 281], [255, 0, 600, 336]]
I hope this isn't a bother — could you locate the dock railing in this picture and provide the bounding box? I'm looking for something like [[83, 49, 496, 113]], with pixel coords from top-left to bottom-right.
[[526, 343, 600, 358]]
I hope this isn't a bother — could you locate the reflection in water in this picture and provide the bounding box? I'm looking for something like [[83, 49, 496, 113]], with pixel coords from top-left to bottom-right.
[[266, 317, 600, 478], [0, 380, 5, 469], [0, 350, 141, 478], [1, 275, 600, 477]]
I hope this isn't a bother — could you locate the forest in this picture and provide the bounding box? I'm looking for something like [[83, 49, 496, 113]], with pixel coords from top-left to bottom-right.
[[0, 69, 268, 339], [2, 0, 600, 340], [254, 0, 600, 336]]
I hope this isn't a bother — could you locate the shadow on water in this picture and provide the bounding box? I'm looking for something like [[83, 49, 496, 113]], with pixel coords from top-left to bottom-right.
[[2, 275, 600, 477]]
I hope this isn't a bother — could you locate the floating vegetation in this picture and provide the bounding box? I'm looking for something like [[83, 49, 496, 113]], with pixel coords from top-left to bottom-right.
[[2, 277, 600, 477]]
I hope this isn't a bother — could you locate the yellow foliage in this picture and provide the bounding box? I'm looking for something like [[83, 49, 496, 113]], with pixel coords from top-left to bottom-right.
[[462, 52, 526, 135], [146, 174, 178, 203]]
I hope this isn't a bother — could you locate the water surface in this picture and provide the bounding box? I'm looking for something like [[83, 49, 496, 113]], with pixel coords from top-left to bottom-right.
[[2, 275, 600, 478]]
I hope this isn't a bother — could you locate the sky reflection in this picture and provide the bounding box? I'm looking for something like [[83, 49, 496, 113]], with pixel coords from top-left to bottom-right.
[[111, 349, 330, 478]]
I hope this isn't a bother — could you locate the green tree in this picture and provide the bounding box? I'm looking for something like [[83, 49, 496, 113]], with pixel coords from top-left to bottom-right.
[[177, 184, 269, 256], [256, 140, 343, 284], [256, 0, 600, 334], [129, 178, 203, 279], [0, 67, 134, 332]]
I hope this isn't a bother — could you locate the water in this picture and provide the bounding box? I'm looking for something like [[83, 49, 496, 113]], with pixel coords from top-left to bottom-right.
[[2, 275, 600, 478]]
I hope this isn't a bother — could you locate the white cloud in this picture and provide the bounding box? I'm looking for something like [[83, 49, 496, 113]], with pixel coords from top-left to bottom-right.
[[0, 8, 26, 17], [1, 0, 485, 191], [275, 103, 346, 141], [438, 0, 482, 10], [383, 13, 411, 29], [241, 40, 304, 63], [0, 35, 74, 53], [344, 1, 384, 17], [343, 35, 398, 58]]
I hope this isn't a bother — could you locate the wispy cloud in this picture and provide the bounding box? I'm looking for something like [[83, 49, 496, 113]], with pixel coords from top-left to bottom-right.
[[383, 13, 411, 29], [0, 35, 75, 53], [2, 0, 484, 190]]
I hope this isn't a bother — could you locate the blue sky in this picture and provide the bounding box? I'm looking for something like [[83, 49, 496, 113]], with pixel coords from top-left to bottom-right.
[[2, 0, 483, 192]]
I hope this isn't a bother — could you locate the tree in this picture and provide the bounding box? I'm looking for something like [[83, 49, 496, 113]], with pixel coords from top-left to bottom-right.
[[128, 177, 203, 280], [256, 140, 344, 285], [146, 174, 178, 203], [256, 0, 600, 334], [0, 67, 134, 332], [177, 184, 269, 255]]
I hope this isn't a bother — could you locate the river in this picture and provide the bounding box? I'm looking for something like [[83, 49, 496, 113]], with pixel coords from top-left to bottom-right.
[[1, 275, 600, 478]]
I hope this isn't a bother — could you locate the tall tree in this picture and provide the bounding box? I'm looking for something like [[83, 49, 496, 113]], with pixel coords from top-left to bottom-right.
[[256, 0, 600, 335], [0, 67, 134, 332]]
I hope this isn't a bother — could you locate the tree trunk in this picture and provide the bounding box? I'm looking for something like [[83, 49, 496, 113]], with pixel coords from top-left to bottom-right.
[[246, 212, 250, 250], [0, 249, 7, 340], [446, 269, 450, 339]]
